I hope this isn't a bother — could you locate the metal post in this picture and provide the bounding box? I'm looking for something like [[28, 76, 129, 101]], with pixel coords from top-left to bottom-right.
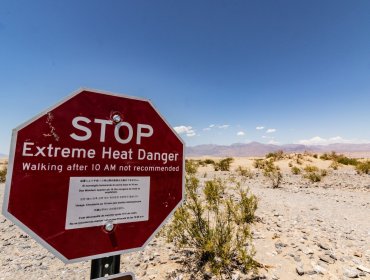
[[90, 255, 121, 279]]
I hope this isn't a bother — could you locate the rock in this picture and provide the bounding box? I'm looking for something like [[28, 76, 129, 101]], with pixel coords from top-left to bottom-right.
[[343, 268, 359, 278], [302, 247, 314, 255], [353, 251, 362, 258], [305, 270, 316, 275], [169, 255, 180, 261], [296, 264, 304, 276], [326, 252, 337, 260], [274, 242, 288, 249], [319, 254, 335, 264], [357, 264, 370, 273], [318, 242, 330, 250], [313, 265, 326, 274]]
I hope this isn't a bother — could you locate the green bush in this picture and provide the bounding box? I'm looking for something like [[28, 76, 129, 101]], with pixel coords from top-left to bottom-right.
[[329, 161, 340, 170], [320, 152, 358, 166], [265, 150, 284, 160], [356, 161, 370, 174], [213, 157, 234, 171], [203, 159, 215, 165], [302, 165, 327, 183], [262, 160, 282, 188], [204, 178, 225, 210], [320, 169, 328, 177], [167, 175, 259, 276], [337, 157, 358, 166], [0, 167, 6, 183], [291, 166, 301, 175], [320, 153, 331, 160], [304, 165, 319, 173], [185, 160, 199, 175], [237, 185, 258, 224], [253, 159, 266, 169], [304, 172, 321, 182], [236, 166, 254, 179]]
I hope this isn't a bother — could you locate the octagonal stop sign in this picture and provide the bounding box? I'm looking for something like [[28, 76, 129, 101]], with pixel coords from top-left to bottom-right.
[[2, 88, 184, 263]]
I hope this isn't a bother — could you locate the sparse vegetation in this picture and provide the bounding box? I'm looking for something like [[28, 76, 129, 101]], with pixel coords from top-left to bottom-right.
[[253, 158, 283, 188], [167, 161, 259, 276], [329, 161, 340, 170], [320, 152, 358, 166], [303, 165, 327, 183], [356, 161, 370, 174], [203, 159, 216, 165], [337, 157, 358, 166], [291, 166, 301, 175], [253, 159, 266, 169], [185, 159, 199, 175], [304, 172, 322, 183], [213, 157, 234, 171], [262, 160, 282, 188], [0, 167, 6, 183], [304, 165, 319, 173], [236, 166, 254, 179], [265, 150, 284, 160]]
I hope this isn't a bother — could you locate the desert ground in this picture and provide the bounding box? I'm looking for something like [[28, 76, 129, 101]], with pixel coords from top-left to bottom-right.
[[0, 155, 369, 280]]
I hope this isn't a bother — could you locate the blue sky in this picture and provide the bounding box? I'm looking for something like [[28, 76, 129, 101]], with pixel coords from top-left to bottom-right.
[[1, 0, 370, 153]]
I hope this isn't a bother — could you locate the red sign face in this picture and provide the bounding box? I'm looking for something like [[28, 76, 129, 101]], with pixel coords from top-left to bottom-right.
[[2, 89, 184, 263]]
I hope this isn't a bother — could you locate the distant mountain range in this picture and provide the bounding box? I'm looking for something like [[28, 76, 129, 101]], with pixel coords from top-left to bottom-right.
[[186, 142, 370, 157], [0, 153, 8, 158]]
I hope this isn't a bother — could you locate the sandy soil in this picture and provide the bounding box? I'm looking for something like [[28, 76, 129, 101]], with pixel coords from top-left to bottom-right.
[[0, 156, 369, 279]]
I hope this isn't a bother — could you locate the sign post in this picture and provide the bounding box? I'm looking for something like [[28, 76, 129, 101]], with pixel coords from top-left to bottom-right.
[[90, 255, 120, 279], [2, 88, 184, 277]]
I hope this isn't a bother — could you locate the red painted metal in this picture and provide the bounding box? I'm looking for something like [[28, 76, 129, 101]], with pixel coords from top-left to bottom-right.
[[3, 89, 184, 263]]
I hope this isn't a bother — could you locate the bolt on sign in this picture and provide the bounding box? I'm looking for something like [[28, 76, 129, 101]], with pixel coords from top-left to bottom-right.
[[2, 88, 184, 263]]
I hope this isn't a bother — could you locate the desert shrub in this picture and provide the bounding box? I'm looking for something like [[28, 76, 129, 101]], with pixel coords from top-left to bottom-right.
[[356, 161, 370, 174], [320, 153, 330, 160], [336, 156, 358, 166], [294, 154, 303, 165], [204, 178, 225, 209], [320, 169, 328, 177], [236, 185, 258, 224], [265, 150, 284, 160], [304, 165, 319, 173], [203, 159, 215, 165], [303, 165, 327, 183], [329, 161, 340, 170], [0, 167, 6, 183], [262, 160, 282, 188], [236, 166, 254, 179], [313, 154, 318, 159], [213, 157, 234, 171], [253, 159, 265, 169], [291, 166, 301, 175], [167, 175, 259, 276], [288, 162, 293, 167], [320, 152, 358, 166], [186, 160, 199, 175], [304, 172, 322, 182]]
